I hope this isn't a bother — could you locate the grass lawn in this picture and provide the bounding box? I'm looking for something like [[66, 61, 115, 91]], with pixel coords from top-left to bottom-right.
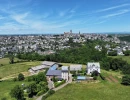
[[0, 81, 34, 100], [47, 82, 130, 100], [0, 61, 41, 79], [46, 62, 129, 100], [0, 58, 20, 65]]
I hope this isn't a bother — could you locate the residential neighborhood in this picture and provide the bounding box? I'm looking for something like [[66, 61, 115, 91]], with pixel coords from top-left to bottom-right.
[[1, 31, 130, 58]]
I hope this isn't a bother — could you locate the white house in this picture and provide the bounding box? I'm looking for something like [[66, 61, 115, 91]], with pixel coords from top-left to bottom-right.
[[87, 62, 100, 75], [61, 66, 69, 81]]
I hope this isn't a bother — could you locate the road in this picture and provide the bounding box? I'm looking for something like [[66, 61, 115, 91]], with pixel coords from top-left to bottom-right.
[[36, 74, 72, 100]]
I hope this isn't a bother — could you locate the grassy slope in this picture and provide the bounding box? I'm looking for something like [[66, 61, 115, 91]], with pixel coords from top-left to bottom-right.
[[109, 56, 130, 64], [0, 58, 19, 65], [0, 59, 42, 100], [0, 81, 34, 100], [47, 82, 130, 100], [0, 60, 41, 78], [47, 62, 130, 100]]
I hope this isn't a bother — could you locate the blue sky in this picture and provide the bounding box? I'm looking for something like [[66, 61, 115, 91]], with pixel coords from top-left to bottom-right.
[[0, 0, 130, 34]]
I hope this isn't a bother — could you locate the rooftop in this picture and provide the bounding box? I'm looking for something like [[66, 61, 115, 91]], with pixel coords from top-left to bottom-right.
[[46, 70, 61, 76], [62, 66, 69, 71]]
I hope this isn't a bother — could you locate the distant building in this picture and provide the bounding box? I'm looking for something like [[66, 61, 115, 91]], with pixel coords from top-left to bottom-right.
[[70, 65, 82, 71], [70, 30, 72, 34], [87, 62, 100, 75]]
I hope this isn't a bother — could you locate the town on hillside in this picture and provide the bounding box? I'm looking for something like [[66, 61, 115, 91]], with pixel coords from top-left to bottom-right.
[[1, 30, 130, 58]]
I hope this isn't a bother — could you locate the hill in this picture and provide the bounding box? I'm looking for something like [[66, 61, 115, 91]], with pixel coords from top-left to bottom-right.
[[0, 59, 41, 79]]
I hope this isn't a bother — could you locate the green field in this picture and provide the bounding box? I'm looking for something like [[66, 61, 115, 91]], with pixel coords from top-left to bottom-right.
[[46, 63, 128, 100], [0, 58, 20, 65], [0, 81, 34, 100], [47, 82, 130, 100], [0, 60, 41, 79]]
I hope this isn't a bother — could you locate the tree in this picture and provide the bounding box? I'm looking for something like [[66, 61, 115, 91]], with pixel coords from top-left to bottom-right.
[[10, 85, 24, 100], [27, 82, 37, 97], [124, 50, 130, 56], [8, 52, 14, 64], [121, 75, 130, 85], [35, 72, 47, 84], [18, 73, 24, 81], [91, 70, 99, 77], [52, 76, 57, 82]]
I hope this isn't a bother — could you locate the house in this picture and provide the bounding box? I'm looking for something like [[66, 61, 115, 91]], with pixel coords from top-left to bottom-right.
[[46, 70, 62, 80], [61, 66, 69, 81], [70, 65, 82, 71], [117, 49, 124, 56], [87, 62, 100, 75]]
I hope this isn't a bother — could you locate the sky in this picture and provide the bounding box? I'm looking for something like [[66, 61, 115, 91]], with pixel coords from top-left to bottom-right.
[[0, 0, 130, 34]]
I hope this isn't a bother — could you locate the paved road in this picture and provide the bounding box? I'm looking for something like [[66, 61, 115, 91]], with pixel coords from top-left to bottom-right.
[[35, 92, 48, 100], [36, 74, 72, 100]]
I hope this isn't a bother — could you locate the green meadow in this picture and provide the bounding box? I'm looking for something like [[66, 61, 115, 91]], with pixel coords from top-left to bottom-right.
[[0, 59, 41, 79], [47, 82, 130, 100], [0, 81, 34, 100]]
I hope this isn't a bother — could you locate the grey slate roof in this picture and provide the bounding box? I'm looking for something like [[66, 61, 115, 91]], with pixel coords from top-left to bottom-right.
[[70, 65, 82, 71], [46, 70, 61, 76], [41, 61, 57, 66], [31, 65, 46, 71]]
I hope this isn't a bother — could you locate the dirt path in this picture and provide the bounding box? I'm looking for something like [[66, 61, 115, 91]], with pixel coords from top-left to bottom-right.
[[106, 75, 118, 83], [106, 77, 112, 82], [109, 75, 118, 83]]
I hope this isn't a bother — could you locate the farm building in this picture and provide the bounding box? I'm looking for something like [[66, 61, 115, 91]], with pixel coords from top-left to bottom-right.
[[61, 66, 69, 81], [29, 61, 59, 74], [87, 62, 100, 75], [70, 65, 82, 71], [46, 70, 62, 80]]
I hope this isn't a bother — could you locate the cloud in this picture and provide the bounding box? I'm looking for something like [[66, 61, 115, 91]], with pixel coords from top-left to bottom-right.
[[101, 9, 130, 18], [10, 12, 29, 24], [97, 3, 130, 12], [59, 9, 69, 17], [94, 21, 106, 25]]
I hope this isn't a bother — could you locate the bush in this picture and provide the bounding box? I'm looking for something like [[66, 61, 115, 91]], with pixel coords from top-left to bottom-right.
[[93, 76, 97, 80], [13, 77, 17, 82], [121, 75, 130, 85], [55, 80, 65, 88], [18, 73, 24, 81], [48, 89, 55, 95], [91, 70, 99, 77], [10, 85, 24, 100], [42, 90, 55, 100], [37, 90, 46, 96]]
